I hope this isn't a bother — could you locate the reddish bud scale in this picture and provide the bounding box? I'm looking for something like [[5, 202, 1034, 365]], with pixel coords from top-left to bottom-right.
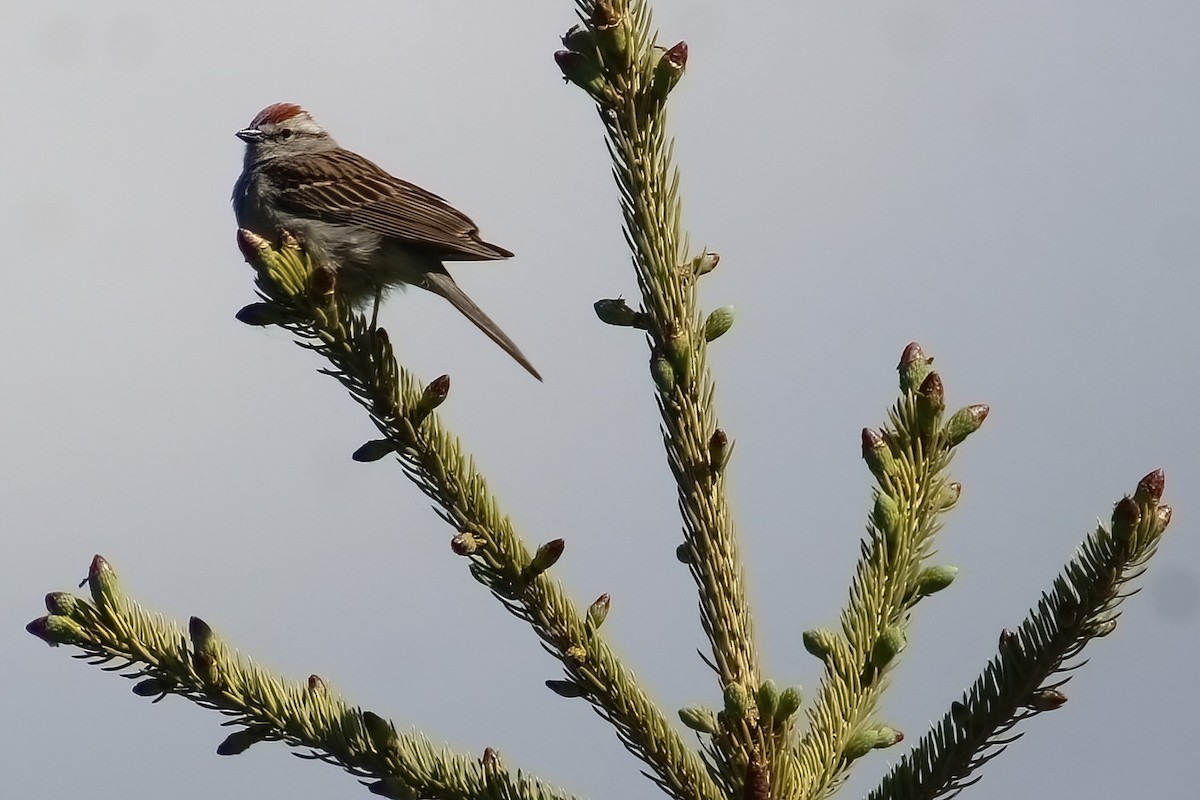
[[588, 593, 611, 629], [1136, 469, 1166, 503]]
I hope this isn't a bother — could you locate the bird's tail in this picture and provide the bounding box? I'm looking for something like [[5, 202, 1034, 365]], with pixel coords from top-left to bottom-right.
[[421, 271, 542, 381]]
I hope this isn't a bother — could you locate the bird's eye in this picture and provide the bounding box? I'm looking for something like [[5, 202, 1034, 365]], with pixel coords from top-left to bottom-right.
[[279, 128, 294, 140]]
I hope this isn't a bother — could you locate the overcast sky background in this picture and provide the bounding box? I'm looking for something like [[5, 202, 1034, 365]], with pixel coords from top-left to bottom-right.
[[2, 2, 1197, 799]]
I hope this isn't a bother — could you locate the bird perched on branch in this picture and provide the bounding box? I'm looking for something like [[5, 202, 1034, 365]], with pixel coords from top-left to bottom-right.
[[233, 102, 541, 380]]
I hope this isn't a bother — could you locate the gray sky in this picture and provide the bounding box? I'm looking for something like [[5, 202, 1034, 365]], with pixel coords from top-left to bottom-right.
[[3, 2, 1197, 798]]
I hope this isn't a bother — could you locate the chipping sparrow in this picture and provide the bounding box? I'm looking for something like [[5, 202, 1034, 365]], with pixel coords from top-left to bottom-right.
[[233, 103, 541, 380]]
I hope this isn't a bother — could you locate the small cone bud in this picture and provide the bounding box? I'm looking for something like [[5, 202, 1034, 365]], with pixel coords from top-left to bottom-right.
[[723, 682, 751, 720], [1135, 469, 1166, 504], [678, 705, 720, 735], [592, 1, 631, 66], [587, 593, 611, 630], [362, 711, 398, 754], [545, 680, 586, 698], [1026, 688, 1068, 711], [665, 326, 692, 383], [564, 644, 587, 664], [352, 439, 396, 463], [873, 726, 904, 749], [594, 298, 644, 327], [675, 542, 693, 564], [650, 41, 688, 102], [914, 565, 959, 597], [802, 628, 839, 661], [307, 674, 327, 694], [44, 591, 80, 616], [692, 250, 720, 276], [189, 616, 218, 681], [528, 539, 565, 576], [841, 729, 877, 761], [951, 700, 971, 728], [756, 680, 779, 724], [555, 49, 611, 100], [870, 626, 907, 670], [998, 628, 1022, 653], [1090, 618, 1118, 637], [88, 555, 119, 610], [1111, 496, 1141, 544], [861, 428, 896, 483], [236, 228, 271, 261], [217, 724, 274, 756], [236, 302, 289, 327], [871, 491, 902, 549], [410, 375, 450, 426], [560, 24, 595, 54], [704, 306, 735, 342], [933, 482, 962, 510], [944, 404, 990, 447], [776, 686, 803, 721], [897, 342, 933, 393], [709, 429, 730, 473], [650, 353, 676, 394], [26, 615, 86, 647], [916, 372, 946, 435], [450, 532, 480, 556]]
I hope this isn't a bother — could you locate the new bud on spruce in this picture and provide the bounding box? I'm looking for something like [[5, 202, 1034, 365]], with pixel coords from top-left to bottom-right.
[[897, 342, 933, 393]]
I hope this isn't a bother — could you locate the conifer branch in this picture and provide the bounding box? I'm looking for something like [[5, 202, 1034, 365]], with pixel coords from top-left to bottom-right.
[[796, 345, 987, 798], [229, 233, 721, 800], [558, 2, 759, 764], [26, 557, 579, 800], [865, 470, 1172, 800]]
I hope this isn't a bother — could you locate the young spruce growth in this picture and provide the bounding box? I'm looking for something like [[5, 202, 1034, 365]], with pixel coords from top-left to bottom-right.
[[27, 2, 1174, 799]]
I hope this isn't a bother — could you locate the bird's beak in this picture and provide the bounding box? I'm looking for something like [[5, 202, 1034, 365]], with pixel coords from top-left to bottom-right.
[[236, 127, 262, 143]]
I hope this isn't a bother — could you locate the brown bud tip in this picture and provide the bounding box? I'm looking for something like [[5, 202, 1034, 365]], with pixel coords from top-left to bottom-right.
[[588, 592, 611, 629], [1026, 688, 1068, 711], [423, 374, 451, 407], [665, 40, 688, 68], [25, 617, 56, 646], [482, 747, 499, 768], [862, 427, 884, 453], [1136, 469, 1165, 503], [592, 0, 618, 26], [554, 49, 583, 79], [899, 342, 926, 370], [450, 532, 479, 556], [999, 628, 1020, 650], [529, 538, 566, 574], [236, 228, 270, 261], [307, 674, 326, 693], [919, 371, 944, 403], [189, 616, 214, 647]]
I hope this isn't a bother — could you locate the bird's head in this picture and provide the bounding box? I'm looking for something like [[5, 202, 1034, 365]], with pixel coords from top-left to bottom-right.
[[236, 103, 337, 161]]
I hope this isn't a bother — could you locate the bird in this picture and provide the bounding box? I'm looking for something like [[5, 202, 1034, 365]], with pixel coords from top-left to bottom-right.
[[232, 102, 541, 380]]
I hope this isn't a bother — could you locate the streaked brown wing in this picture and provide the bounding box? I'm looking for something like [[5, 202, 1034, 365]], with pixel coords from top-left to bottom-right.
[[271, 149, 512, 260]]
